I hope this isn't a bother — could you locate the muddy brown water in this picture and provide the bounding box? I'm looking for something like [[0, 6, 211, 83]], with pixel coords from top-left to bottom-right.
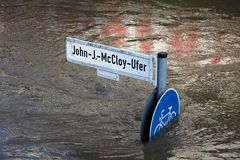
[[0, 0, 240, 159]]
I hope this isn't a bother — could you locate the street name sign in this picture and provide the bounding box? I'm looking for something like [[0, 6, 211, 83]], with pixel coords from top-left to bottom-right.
[[65, 37, 157, 85], [65, 37, 180, 142]]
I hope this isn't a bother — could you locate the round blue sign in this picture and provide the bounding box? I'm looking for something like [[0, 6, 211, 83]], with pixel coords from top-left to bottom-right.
[[149, 88, 180, 141]]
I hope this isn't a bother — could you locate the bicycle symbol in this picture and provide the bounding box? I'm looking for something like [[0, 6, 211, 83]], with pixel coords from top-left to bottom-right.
[[153, 106, 176, 135]]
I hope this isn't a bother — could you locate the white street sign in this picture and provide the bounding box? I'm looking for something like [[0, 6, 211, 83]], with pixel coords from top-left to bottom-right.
[[65, 37, 157, 85]]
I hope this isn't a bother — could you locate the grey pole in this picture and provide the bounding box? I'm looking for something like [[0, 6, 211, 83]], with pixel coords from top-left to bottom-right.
[[157, 52, 168, 99]]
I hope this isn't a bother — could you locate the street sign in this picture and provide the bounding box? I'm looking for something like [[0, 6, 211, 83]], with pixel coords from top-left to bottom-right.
[[149, 88, 180, 141], [65, 37, 180, 143], [65, 37, 157, 85]]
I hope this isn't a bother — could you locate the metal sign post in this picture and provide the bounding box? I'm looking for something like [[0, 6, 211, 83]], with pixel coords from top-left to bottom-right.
[[140, 52, 180, 142], [65, 37, 180, 142], [157, 53, 168, 99]]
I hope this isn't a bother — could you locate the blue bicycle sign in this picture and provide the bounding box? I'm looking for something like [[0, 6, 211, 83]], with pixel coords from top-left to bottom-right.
[[153, 106, 176, 135], [149, 88, 180, 141]]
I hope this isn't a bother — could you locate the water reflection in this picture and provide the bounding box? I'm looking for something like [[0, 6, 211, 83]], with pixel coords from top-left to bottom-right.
[[143, 121, 181, 160], [0, 0, 239, 159], [159, 0, 240, 16]]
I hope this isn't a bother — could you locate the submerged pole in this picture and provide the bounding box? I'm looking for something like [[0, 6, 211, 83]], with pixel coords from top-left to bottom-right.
[[157, 52, 168, 99]]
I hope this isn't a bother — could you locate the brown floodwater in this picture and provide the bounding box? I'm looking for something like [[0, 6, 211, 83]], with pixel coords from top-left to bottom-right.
[[0, 0, 240, 159]]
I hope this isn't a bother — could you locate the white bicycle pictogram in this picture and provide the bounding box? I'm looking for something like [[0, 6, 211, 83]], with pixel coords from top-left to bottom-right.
[[153, 106, 176, 135]]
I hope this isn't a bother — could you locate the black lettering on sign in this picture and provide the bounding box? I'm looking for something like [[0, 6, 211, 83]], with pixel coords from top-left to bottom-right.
[[144, 64, 147, 71], [131, 59, 147, 71], [107, 55, 111, 63], [82, 50, 147, 71], [72, 45, 76, 54], [72, 45, 88, 57], [92, 50, 96, 59], [131, 59, 136, 69], [112, 55, 116, 64], [76, 48, 79, 55], [101, 52, 107, 62]]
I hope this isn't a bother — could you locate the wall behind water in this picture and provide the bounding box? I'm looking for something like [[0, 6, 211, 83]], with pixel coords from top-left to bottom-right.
[[0, 0, 239, 159]]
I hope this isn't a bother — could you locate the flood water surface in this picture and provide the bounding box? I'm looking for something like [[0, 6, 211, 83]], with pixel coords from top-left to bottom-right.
[[0, 0, 240, 159]]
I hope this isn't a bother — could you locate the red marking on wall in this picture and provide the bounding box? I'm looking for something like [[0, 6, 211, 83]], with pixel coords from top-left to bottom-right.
[[168, 23, 198, 58], [139, 40, 154, 54], [110, 39, 125, 48], [136, 25, 154, 54], [136, 25, 153, 37], [101, 16, 128, 48], [210, 55, 223, 64], [101, 22, 127, 37]]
